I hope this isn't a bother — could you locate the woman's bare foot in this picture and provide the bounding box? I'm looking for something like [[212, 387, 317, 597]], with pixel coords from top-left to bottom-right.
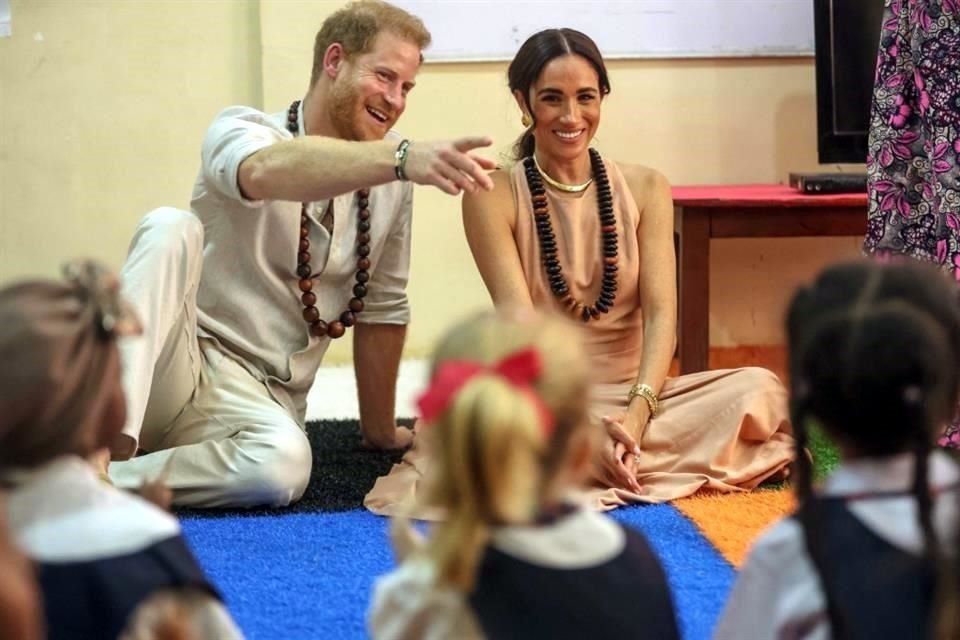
[[767, 447, 814, 483], [88, 448, 112, 485]]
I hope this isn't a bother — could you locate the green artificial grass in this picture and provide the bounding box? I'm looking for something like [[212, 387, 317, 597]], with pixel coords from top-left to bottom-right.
[[805, 424, 959, 481], [758, 423, 839, 493], [809, 423, 841, 481]]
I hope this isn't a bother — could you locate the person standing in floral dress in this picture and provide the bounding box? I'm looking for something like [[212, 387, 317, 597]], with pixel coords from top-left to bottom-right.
[[865, 0, 960, 447]]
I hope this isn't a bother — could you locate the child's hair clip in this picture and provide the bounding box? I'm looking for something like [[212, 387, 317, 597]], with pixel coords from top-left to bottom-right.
[[61, 260, 142, 340]]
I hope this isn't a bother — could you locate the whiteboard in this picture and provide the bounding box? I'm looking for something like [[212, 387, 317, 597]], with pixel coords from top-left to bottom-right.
[[393, 0, 814, 62]]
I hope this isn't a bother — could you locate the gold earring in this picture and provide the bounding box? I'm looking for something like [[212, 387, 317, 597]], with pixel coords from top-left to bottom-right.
[[521, 113, 532, 128]]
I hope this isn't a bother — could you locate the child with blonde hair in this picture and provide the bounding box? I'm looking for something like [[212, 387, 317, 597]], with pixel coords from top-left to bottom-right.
[[369, 310, 679, 639], [0, 260, 242, 640]]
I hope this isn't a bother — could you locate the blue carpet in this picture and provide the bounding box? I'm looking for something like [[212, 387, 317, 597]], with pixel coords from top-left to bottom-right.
[[612, 506, 736, 639], [182, 504, 734, 640], [181, 511, 392, 639]]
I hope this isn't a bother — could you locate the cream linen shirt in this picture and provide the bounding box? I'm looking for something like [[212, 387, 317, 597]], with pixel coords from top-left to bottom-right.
[[190, 102, 413, 422]]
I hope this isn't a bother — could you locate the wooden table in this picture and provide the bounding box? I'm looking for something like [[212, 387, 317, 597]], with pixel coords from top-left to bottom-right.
[[672, 184, 868, 374]]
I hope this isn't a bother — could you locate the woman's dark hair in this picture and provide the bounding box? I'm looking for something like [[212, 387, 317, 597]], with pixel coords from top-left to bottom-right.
[[507, 28, 611, 160], [785, 259, 960, 638]]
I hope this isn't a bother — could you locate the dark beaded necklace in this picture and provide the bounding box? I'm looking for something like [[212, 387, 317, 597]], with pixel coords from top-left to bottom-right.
[[287, 100, 369, 339], [522, 148, 618, 322]]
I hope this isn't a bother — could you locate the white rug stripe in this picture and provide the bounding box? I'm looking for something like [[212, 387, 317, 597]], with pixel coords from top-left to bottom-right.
[[305, 359, 429, 421]]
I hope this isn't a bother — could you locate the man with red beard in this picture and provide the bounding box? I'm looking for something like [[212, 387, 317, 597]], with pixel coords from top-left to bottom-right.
[[105, 0, 495, 508]]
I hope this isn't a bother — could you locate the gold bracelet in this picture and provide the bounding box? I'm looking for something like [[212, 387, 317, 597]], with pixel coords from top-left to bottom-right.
[[627, 383, 659, 418]]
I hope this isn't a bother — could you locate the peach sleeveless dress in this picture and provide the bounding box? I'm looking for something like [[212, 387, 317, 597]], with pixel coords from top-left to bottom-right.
[[364, 158, 794, 515]]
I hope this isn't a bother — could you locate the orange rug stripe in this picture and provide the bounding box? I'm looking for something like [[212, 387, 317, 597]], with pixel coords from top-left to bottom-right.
[[671, 346, 794, 567], [674, 489, 796, 567]]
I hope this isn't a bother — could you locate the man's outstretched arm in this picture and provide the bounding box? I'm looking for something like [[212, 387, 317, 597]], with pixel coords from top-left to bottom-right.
[[238, 136, 496, 203]]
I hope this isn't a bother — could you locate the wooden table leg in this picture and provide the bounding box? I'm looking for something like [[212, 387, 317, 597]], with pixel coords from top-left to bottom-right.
[[676, 206, 710, 374]]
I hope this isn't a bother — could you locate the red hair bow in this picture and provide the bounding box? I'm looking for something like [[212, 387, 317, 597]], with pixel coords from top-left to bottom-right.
[[416, 348, 555, 434]]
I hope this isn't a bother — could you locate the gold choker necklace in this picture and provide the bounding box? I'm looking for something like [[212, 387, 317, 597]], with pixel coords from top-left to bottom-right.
[[532, 154, 594, 193]]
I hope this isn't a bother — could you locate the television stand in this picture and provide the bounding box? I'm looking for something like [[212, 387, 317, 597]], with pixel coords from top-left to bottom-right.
[[788, 172, 867, 194]]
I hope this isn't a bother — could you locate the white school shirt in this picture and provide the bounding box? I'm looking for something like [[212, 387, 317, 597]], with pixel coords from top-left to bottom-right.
[[5, 456, 243, 639], [368, 507, 627, 640], [714, 451, 960, 640], [192, 101, 413, 422]]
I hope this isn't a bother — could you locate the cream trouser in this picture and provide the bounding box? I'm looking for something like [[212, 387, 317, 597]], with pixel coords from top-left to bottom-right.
[[108, 208, 312, 508]]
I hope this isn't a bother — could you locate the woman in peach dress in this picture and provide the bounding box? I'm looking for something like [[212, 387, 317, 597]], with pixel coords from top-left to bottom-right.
[[365, 28, 794, 515]]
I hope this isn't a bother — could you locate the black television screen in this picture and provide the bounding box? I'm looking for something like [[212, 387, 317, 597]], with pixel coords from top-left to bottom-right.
[[814, 0, 886, 164]]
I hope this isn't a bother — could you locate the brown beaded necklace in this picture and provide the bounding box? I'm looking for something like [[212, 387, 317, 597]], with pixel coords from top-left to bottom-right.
[[523, 148, 618, 322], [287, 100, 370, 339]]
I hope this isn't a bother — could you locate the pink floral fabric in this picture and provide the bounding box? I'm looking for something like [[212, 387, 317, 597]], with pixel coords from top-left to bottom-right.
[[866, 0, 960, 447]]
